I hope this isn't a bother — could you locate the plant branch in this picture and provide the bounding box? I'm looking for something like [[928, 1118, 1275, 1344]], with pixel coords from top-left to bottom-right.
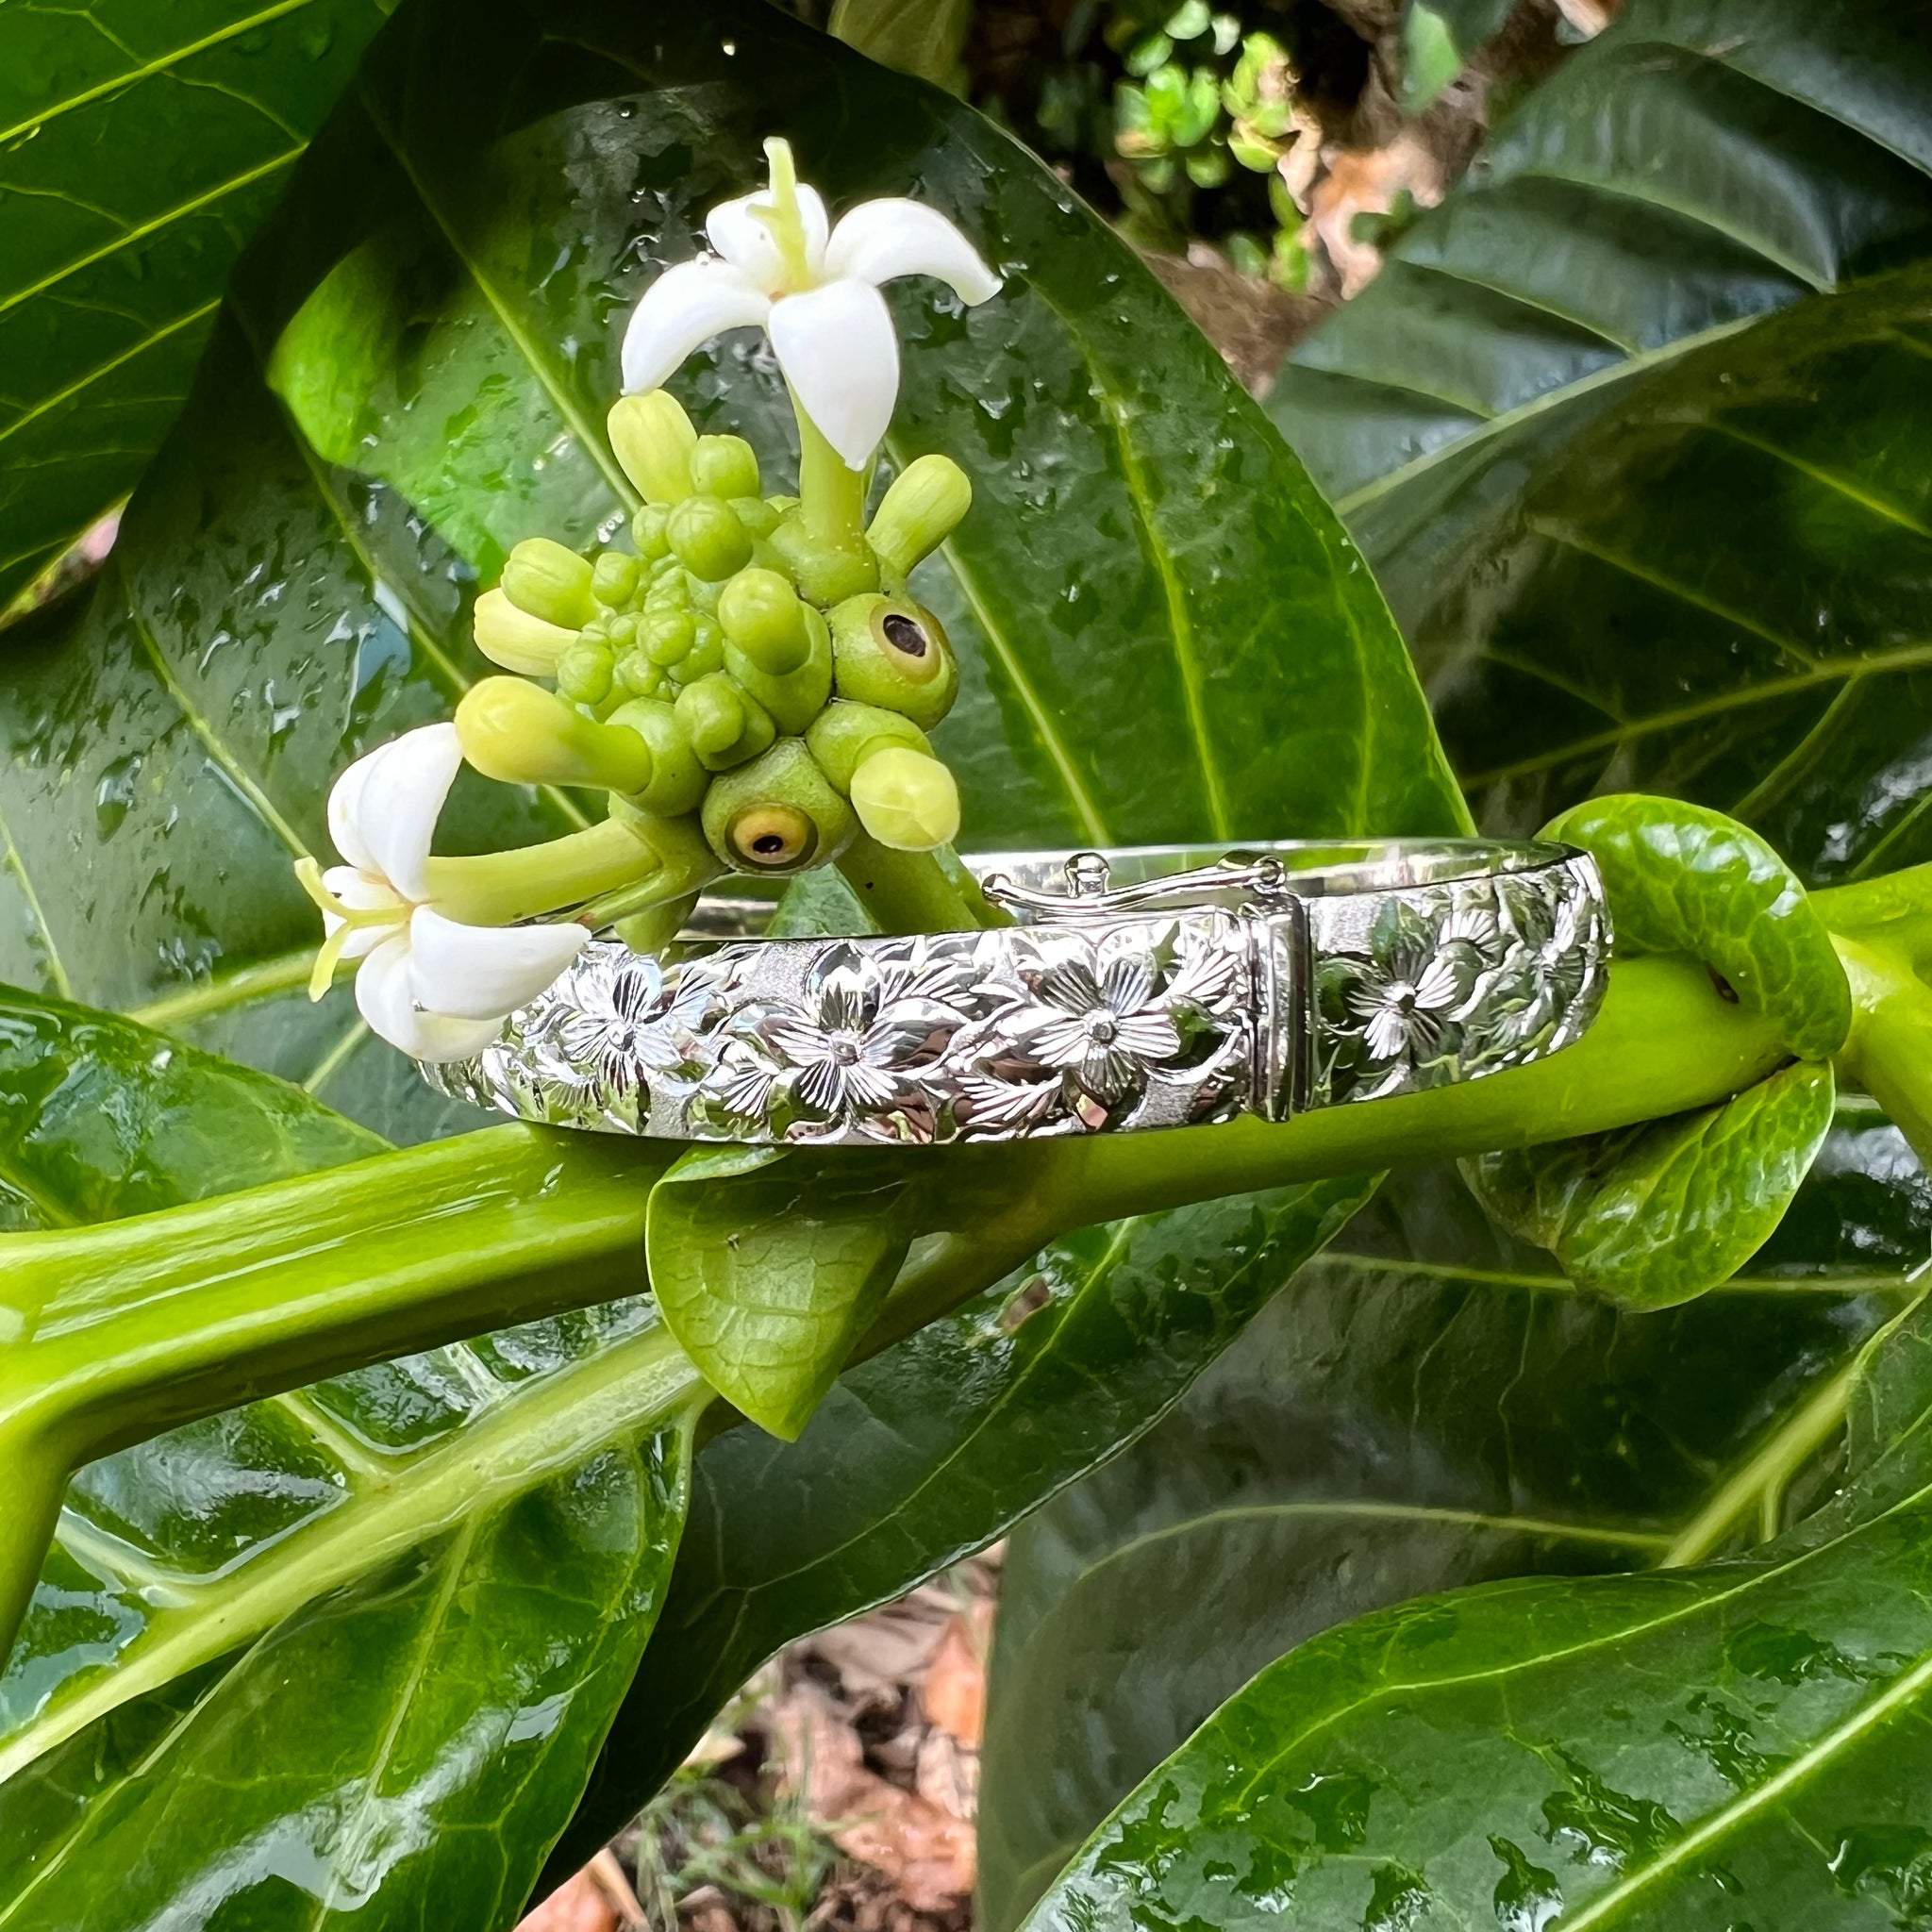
[[0, 945, 1813, 1669]]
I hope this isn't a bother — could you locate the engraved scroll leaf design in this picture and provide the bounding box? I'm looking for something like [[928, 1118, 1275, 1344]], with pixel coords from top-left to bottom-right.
[[1314, 867, 1607, 1108]]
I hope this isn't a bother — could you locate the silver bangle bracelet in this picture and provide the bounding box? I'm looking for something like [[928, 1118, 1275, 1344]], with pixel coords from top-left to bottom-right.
[[423, 841, 1611, 1146]]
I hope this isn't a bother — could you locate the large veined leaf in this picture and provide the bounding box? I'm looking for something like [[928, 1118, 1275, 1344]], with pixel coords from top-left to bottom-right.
[[0, 990, 699, 1931], [0, 0, 1463, 1918], [0, 0, 395, 615], [978, 1107, 1927, 1929], [1268, 0, 1932, 881], [545, 1174, 1374, 1890]]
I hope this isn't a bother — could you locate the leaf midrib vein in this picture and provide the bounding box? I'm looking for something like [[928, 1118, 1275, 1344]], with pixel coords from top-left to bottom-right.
[[1330, 313, 1763, 519], [1460, 637, 1932, 788], [1036, 301, 1229, 841], [358, 85, 637, 515], [929, 529, 1111, 845], [0, 0, 331, 147], [1229, 1436, 1932, 1812], [0, 1323, 698, 1788], [0, 150, 303, 321], [0, 300, 221, 452]]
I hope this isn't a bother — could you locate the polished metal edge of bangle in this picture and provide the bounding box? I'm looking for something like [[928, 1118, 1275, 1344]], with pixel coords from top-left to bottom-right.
[[421, 841, 1611, 1147]]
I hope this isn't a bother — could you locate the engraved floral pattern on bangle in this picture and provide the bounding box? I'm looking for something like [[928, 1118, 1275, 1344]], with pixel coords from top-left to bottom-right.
[[1021, 956, 1184, 1103], [968, 920, 1250, 1133], [691, 940, 978, 1141], [1308, 862, 1607, 1108], [542, 948, 724, 1098], [425, 857, 1607, 1141], [1339, 901, 1498, 1067], [756, 947, 971, 1114]]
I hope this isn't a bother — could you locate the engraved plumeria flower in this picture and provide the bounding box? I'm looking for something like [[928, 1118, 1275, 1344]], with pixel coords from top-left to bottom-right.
[[757, 946, 971, 1118], [620, 138, 1001, 468], [295, 724, 588, 1063], [1344, 904, 1496, 1066], [550, 949, 724, 1096], [1024, 951, 1183, 1104]]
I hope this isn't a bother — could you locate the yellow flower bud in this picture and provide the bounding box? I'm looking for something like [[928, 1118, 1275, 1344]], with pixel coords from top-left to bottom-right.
[[675, 672, 776, 771], [866, 455, 972, 577], [502, 537, 597, 628], [456, 676, 653, 793], [805, 700, 930, 792], [608, 391, 698, 504], [849, 746, 961, 852], [472, 587, 578, 676]]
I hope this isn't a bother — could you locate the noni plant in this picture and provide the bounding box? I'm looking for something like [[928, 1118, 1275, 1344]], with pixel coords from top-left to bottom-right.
[[0, 5, 1927, 1932]]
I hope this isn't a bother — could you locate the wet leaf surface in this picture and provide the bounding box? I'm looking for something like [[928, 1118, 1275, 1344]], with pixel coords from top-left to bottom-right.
[[1466, 1058, 1838, 1308], [545, 1177, 1374, 1891], [983, 1106, 1929, 1930], [0, 987, 696, 1932], [0, 1, 1462, 1922], [1267, 0, 1932, 882], [0, 0, 392, 612], [646, 1147, 922, 1441]]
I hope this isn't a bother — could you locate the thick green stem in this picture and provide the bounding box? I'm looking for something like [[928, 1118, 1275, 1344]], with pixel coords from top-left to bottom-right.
[[423, 816, 699, 924], [0, 949, 1787, 1672], [0, 1430, 66, 1695], [791, 391, 869, 556], [1834, 933, 1932, 1168], [836, 836, 998, 934], [1816, 865, 1932, 974], [1, 1126, 671, 1464]]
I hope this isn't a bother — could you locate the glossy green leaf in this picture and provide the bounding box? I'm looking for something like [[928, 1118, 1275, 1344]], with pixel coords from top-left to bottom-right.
[[0, 0, 1461, 1914], [1550, 795, 1851, 1058], [1467, 1058, 1837, 1308], [985, 1105, 1926, 1931], [0, 984, 380, 1229], [830, 0, 973, 86], [0, 985, 702, 1930], [0, 0, 394, 615], [0, 1426, 691, 1932], [1267, 0, 1932, 882], [1020, 1276, 1932, 1930], [548, 1173, 1377, 1890], [645, 1146, 920, 1440]]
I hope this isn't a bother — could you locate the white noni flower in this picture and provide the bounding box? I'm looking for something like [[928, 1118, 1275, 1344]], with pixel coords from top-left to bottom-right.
[[621, 139, 1001, 469], [297, 724, 588, 1062]]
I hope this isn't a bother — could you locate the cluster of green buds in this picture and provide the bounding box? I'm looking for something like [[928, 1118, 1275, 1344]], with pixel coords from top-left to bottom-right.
[[464, 391, 971, 879], [300, 138, 1003, 1063]]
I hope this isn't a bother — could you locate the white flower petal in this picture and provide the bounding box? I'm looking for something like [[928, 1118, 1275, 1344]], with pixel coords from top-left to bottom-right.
[[407, 905, 588, 1022], [705, 185, 830, 294], [325, 745, 384, 875], [620, 258, 771, 394], [770, 278, 899, 470], [355, 933, 503, 1063], [824, 198, 1000, 306], [349, 722, 463, 906]]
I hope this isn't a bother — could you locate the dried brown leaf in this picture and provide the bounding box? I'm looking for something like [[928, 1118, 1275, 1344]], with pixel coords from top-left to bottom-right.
[[771, 1686, 975, 1910]]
